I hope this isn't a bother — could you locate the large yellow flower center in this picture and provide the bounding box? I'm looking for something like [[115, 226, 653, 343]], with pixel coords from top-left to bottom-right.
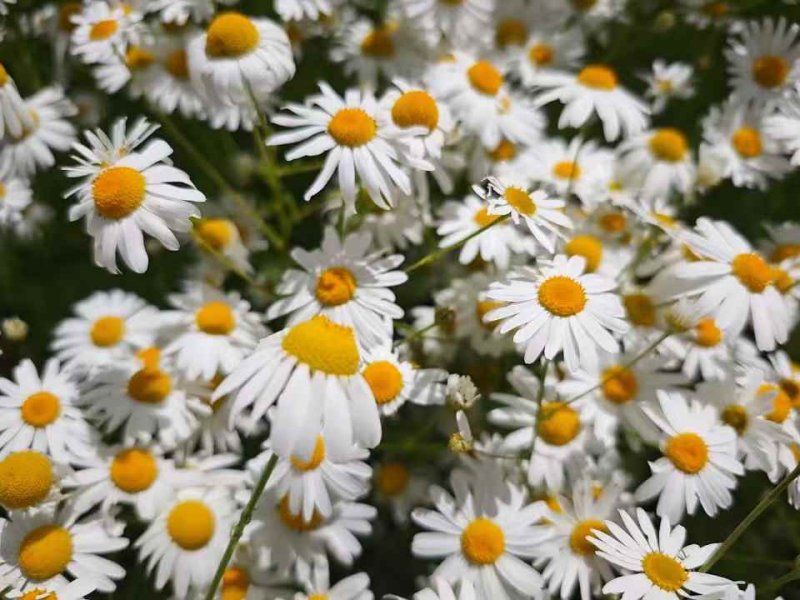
[[731, 252, 772, 293], [473, 207, 502, 227], [167, 500, 215, 550], [601, 366, 638, 405], [19, 525, 73, 581], [125, 46, 155, 70], [504, 187, 537, 216], [528, 43, 555, 66], [89, 19, 118, 41], [467, 60, 503, 95], [110, 448, 158, 493], [328, 108, 377, 147], [577, 65, 618, 90], [196, 301, 236, 335], [538, 276, 587, 317], [538, 402, 581, 445], [290, 436, 326, 471], [569, 519, 607, 556], [694, 317, 722, 347], [487, 139, 517, 162], [495, 19, 527, 48], [552, 160, 582, 181], [721, 404, 748, 436], [281, 316, 360, 376], [90, 315, 125, 347], [363, 361, 404, 405], [360, 27, 395, 58], [92, 166, 146, 220], [0, 451, 54, 510], [196, 218, 233, 251], [624, 293, 656, 327], [731, 127, 763, 159], [376, 462, 410, 496], [277, 495, 324, 531], [21, 392, 61, 428], [221, 567, 250, 600], [642, 552, 688, 592], [475, 300, 503, 330], [165, 49, 190, 80], [565, 235, 603, 273], [771, 243, 800, 263], [752, 55, 789, 89], [205, 12, 260, 59], [760, 383, 792, 424], [127, 349, 172, 404], [649, 128, 689, 162], [391, 90, 439, 131], [461, 517, 505, 564], [665, 433, 708, 474], [315, 267, 357, 306]]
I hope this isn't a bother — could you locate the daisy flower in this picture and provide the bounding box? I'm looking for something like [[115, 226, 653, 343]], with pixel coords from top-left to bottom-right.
[[589, 508, 738, 600], [619, 128, 695, 200], [269, 83, 425, 210], [764, 95, 800, 166], [486, 254, 628, 371], [69, 0, 142, 65], [266, 226, 407, 350], [182, 375, 247, 456], [769, 350, 800, 409], [162, 283, 266, 381], [514, 28, 586, 88], [91, 43, 159, 97], [399, 0, 494, 47], [635, 390, 743, 522], [136, 487, 237, 598], [193, 216, 254, 275], [389, 579, 476, 600], [151, 0, 238, 26], [214, 315, 380, 461], [295, 557, 372, 600], [411, 478, 547, 599], [642, 60, 695, 113], [0, 359, 93, 461], [146, 32, 208, 120], [275, 0, 337, 21], [51, 289, 158, 373], [533, 64, 650, 141], [0, 168, 32, 230], [0, 505, 127, 593], [4, 577, 98, 600], [373, 461, 428, 524], [0, 63, 35, 140], [489, 1, 549, 54], [668, 314, 743, 382], [213, 545, 292, 600], [361, 195, 426, 251], [64, 127, 205, 274], [0, 450, 68, 512]]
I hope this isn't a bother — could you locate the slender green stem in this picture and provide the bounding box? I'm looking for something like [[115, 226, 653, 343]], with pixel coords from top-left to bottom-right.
[[191, 229, 260, 290], [394, 321, 438, 349], [405, 214, 510, 274], [203, 454, 279, 600], [277, 160, 325, 177], [760, 565, 800, 596], [700, 462, 800, 573]]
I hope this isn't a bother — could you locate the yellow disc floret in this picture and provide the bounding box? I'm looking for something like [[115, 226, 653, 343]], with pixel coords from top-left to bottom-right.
[[328, 108, 377, 147], [752, 55, 789, 89], [538, 276, 587, 317], [577, 64, 618, 90], [569, 519, 607, 556], [0, 451, 54, 510], [538, 402, 581, 446], [664, 432, 708, 474], [360, 26, 395, 58], [601, 366, 638, 405], [376, 462, 410, 496], [90, 315, 125, 347], [167, 500, 215, 550], [281, 315, 360, 376], [92, 166, 146, 220], [110, 448, 158, 493], [196, 301, 236, 335], [221, 567, 250, 600], [642, 552, 688, 592], [731, 127, 763, 158], [18, 525, 73, 581], [467, 60, 503, 95], [721, 404, 748, 436], [90, 19, 118, 41], [565, 235, 603, 273], [205, 12, 260, 59], [461, 517, 505, 564], [648, 128, 689, 162], [391, 90, 439, 131], [290, 436, 326, 471], [363, 360, 404, 405], [731, 252, 772, 293], [21, 392, 61, 428], [277, 495, 324, 531], [315, 267, 357, 306], [195, 218, 233, 251], [504, 187, 537, 216]]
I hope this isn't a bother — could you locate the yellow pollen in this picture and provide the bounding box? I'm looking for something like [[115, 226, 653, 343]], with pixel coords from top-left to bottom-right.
[[642, 552, 688, 592], [538, 276, 587, 317], [221, 567, 250, 600], [599, 212, 627, 234], [360, 27, 395, 58], [19, 525, 73, 581], [110, 448, 158, 493], [772, 267, 794, 294], [328, 108, 377, 147], [529, 43, 554, 66], [657, 79, 674, 93], [731, 127, 763, 158], [624, 293, 656, 327], [165, 49, 190, 80], [665, 432, 708, 474], [391, 90, 439, 131], [315, 267, 357, 306], [475, 299, 503, 330], [0, 451, 54, 510], [504, 187, 537, 216], [601, 366, 638, 405], [125, 46, 155, 70], [649, 128, 689, 162], [569, 519, 607, 556], [771, 243, 800, 263], [167, 501, 215, 550], [20, 589, 57, 600], [467, 60, 504, 96], [495, 19, 527, 48], [461, 518, 505, 564], [92, 166, 146, 220], [281, 316, 360, 376], [473, 207, 502, 227], [544, 495, 563, 514], [196, 218, 233, 251], [565, 235, 603, 273], [205, 12, 260, 58], [487, 139, 517, 162], [552, 160, 582, 181], [196, 301, 236, 335], [721, 404, 748, 436], [278, 495, 324, 531], [780, 378, 800, 408], [290, 436, 326, 471], [759, 383, 792, 424], [731, 252, 772, 293], [376, 462, 410, 496], [90, 315, 125, 347], [752, 55, 789, 89], [127, 350, 172, 404], [694, 317, 722, 347], [538, 402, 581, 446], [577, 64, 618, 90], [0, 64, 7, 87], [21, 392, 61, 428], [308, 596, 328, 600], [363, 361, 404, 405], [90, 19, 118, 41]]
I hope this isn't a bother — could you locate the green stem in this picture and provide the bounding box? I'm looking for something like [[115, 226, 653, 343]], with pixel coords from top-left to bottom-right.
[[394, 321, 438, 349], [760, 565, 800, 596], [277, 160, 325, 177], [203, 454, 279, 600], [191, 229, 261, 290]]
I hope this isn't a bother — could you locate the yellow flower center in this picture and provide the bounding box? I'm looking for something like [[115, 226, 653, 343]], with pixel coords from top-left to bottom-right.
[[657, 79, 674, 93], [315, 267, 357, 306], [196, 218, 234, 251], [771, 243, 800, 263], [328, 108, 377, 147], [125, 46, 155, 70], [277, 495, 324, 531], [290, 436, 326, 471], [360, 27, 395, 58], [21, 392, 61, 428], [772, 267, 795, 294], [569, 519, 607, 556], [167, 500, 215, 550], [165, 49, 190, 79], [19, 525, 73, 581], [92, 166, 146, 220], [665, 432, 708, 474], [565, 235, 603, 273], [391, 90, 439, 131], [475, 300, 503, 330], [538, 276, 587, 317], [0, 181, 5, 198], [642, 552, 688, 592], [529, 43, 554, 66], [127, 349, 172, 404], [731, 127, 763, 158], [504, 187, 537, 216], [20, 589, 57, 600], [601, 366, 638, 405], [221, 567, 250, 600], [376, 462, 410, 496], [649, 128, 689, 162], [89, 19, 118, 41], [731, 252, 772, 293], [205, 12, 260, 58], [721, 404, 748, 436], [0, 64, 7, 87], [196, 301, 236, 335], [90, 315, 125, 347], [694, 317, 722, 347], [0, 451, 54, 510], [281, 316, 360, 376], [495, 19, 527, 48], [467, 60, 504, 96], [624, 293, 656, 327], [363, 360, 404, 405], [538, 402, 581, 445], [577, 64, 618, 90], [552, 160, 582, 181], [461, 517, 505, 564], [780, 378, 800, 408], [473, 207, 502, 227], [109, 448, 158, 493], [599, 212, 627, 234], [760, 383, 792, 424], [752, 55, 789, 89], [487, 139, 517, 162]]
